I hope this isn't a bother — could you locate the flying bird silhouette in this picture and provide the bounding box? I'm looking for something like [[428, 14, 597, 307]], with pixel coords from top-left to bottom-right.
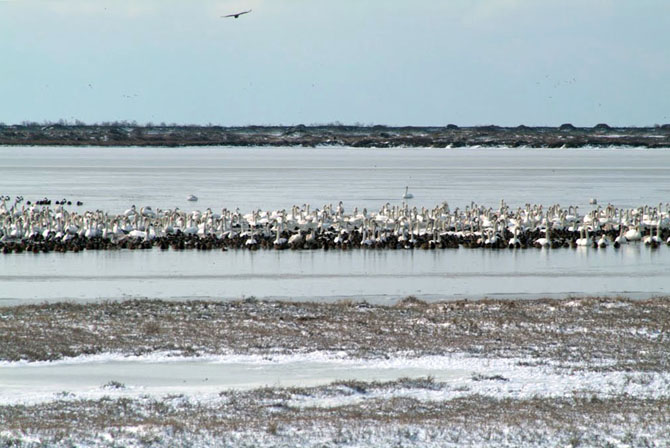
[[222, 9, 251, 18]]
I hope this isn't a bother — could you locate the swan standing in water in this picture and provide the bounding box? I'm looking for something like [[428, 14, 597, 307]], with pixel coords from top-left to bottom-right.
[[643, 223, 662, 248], [575, 227, 590, 247], [625, 225, 642, 241], [507, 227, 521, 249], [613, 226, 628, 248], [534, 227, 551, 248], [597, 233, 609, 248]]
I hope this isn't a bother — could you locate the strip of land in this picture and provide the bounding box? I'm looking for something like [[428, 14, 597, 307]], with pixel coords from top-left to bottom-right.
[[2, 124, 670, 147], [1, 383, 668, 447], [1, 296, 668, 369]]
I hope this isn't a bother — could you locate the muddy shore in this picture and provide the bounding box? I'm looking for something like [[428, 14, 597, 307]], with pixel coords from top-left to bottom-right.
[[2, 124, 670, 147]]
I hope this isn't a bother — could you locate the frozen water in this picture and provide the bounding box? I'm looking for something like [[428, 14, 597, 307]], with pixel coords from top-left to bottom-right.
[[2, 145, 670, 212], [2, 146, 670, 304], [1, 352, 668, 406]]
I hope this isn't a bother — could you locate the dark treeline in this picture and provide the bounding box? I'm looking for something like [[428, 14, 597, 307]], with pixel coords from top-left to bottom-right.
[[1, 122, 670, 148]]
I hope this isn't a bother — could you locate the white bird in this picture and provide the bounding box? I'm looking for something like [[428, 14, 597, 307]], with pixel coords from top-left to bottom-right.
[[596, 234, 609, 248], [402, 186, 413, 199], [534, 227, 551, 248], [575, 227, 589, 246], [643, 224, 662, 247], [187, 195, 198, 202], [288, 230, 304, 248], [624, 225, 641, 241], [613, 227, 628, 248], [508, 227, 521, 248]]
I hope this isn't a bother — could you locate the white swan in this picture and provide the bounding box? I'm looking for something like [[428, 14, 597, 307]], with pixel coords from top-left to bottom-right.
[[123, 205, 137, 217], [624, 225, 641, 241], [140, 206, 157, 218], [597, 234, 608, 248], [288, 230, 305, 248], [643, 224, 662, 247], [244, 229, 258, 248], [534, 227, 551, 248], [508, 227, 521, 248], [575, 227, 589, 246], [187, 194, 198, 202], [613, 226, 627, 248], [274, 221, 287, 249], [402, 186, 413, 199]]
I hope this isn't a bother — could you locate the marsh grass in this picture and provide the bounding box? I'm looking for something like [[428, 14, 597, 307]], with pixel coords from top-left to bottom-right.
[[1, 382, 668, 444], [1, 296, 669, 372]]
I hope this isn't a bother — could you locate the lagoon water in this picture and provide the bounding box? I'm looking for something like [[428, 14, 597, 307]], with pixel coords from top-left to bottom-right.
[[1, 245, 669, 305], [2, 145, 670, 213], [1, 146, 670, 304]]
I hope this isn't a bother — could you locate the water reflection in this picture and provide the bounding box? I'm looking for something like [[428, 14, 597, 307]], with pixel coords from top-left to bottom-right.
[[1, 246, 668, 305]]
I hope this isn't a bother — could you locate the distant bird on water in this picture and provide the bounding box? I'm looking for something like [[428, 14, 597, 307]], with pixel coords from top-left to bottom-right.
[[222, 9, 251, 19]]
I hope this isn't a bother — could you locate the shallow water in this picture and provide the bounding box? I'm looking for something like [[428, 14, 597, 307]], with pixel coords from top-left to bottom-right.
[[2, 146, 670, 304], [1, 245, 668, 304]]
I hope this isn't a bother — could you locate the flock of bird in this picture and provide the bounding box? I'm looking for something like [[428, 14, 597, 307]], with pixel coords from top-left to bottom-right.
[[1, 195, 670, 254]]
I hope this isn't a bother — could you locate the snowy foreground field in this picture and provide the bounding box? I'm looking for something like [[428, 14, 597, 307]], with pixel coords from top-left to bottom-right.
[[1, 297, 669, 447]]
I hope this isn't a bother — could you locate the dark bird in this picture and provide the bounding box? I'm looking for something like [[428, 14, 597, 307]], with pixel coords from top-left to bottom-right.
[[222, 9, 251, 18]]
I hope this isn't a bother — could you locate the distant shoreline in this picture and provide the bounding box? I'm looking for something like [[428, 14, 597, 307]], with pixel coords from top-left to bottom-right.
[[2, 124, 670, 148]]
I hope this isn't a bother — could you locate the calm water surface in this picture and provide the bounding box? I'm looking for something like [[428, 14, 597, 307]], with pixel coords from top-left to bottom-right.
[[2, 146, 670, 212], [0, 244, 668, 304], [1, 146, 670, 304]]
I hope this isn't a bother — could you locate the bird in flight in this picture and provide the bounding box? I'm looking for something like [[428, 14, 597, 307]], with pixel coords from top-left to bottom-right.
[[222, 9, 251, 18]]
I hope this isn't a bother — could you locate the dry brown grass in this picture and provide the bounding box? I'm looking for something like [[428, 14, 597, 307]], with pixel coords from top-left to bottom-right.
[[1, 296, 669, 371], [1, 381, 668, 439]]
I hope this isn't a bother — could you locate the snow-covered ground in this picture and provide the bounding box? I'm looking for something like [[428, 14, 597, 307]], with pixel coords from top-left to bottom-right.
[[2, 351, 669, 447], [0, 353, 670, 447], [2, 297, 669, 447], [1, 351, 669, 406]]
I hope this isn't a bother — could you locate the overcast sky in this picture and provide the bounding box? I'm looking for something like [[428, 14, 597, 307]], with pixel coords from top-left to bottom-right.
[[1, 0, 669, 126]]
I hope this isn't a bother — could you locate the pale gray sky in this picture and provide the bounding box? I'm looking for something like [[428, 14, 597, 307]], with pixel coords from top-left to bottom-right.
[[1, 0, 669, 126]]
